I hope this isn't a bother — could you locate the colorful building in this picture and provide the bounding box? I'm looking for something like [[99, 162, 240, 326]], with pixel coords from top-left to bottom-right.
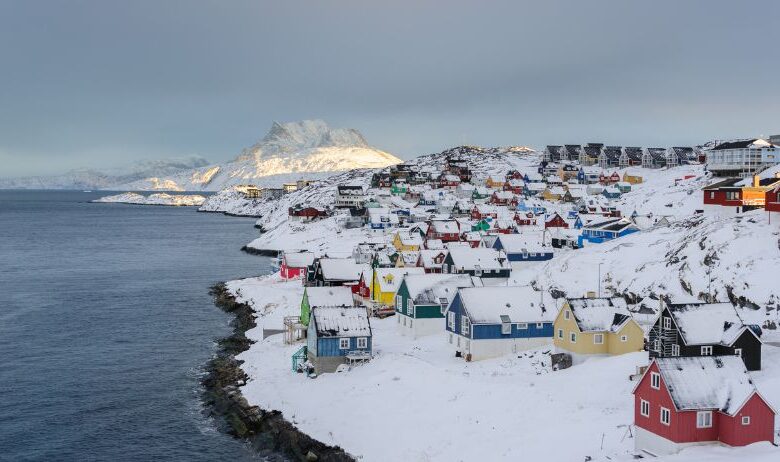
[[395, 274, 477, 338]]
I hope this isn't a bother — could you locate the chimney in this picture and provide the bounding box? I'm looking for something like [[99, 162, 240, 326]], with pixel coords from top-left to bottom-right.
[[754, 175, 760, 188]]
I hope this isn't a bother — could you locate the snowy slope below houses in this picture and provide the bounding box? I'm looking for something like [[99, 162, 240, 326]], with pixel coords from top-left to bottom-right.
[[226, 275, 780, 462]]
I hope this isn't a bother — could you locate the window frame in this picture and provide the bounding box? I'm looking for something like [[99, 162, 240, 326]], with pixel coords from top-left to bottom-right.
[[564, 310, 570, 320], [339, 338, 350, 350], [696, 411, 712, 428], [356, 337, 368, 349], [734, 348, 742, 357], [650, 372, 661, 390], [461, 317, 470, 337], [620, 335, 628, 342], [516, 323, 528, 330], [593, 333, 604, 345], [742, 416, 751, 426], [663, 316, 672, 330], [570, 332, 577, 343], [557, 328, 563, 339], [447, 312, 455, 330], [660, 407, 671, 426], [672, 344, 680, 357], [640, 399, 650, 417], [701, 345, 713, 356]]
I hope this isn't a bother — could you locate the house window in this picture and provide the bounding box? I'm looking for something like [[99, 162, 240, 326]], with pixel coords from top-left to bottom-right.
[[701, 346, 713, 356], [672, 344, 680, 356], [709, 191, 715, 200], [696, 411, 712, 428], [593, 334, 604, 344], [651, 372, 661, 390], [517, 323, 528, 330], [396, 295, 403, 311], [742, 416, 751, 426], [570, 332, 576, 343], [734, 348, 742, 357], [558, 328, 563, 338], [663, 317, 671, 330], [536, 322, 543, 329], [640, 399, 650, 418], [501, 322, 511, 335], [339, 338, 350, 350], [407, 301, 414, 316], [461, 317, 470, 337], [564, 310, 570, 320], [357, 337, 368, 349], [620, 335, 628, 342], [447, 312, 455, 330], [660, 407, 671, 426]]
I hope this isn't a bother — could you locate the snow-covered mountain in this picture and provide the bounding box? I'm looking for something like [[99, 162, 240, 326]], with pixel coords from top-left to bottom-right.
[[0, 156, 211, 190], [120, 120, 401, 191]]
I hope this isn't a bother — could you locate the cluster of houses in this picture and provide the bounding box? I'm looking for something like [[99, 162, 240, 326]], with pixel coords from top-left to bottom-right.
[[273, 144, 780, 456]]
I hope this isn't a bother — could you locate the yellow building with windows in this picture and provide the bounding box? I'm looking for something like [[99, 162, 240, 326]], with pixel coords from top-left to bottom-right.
[[370, 267, 425, 306], [622, 172, 644, 185], [553, 297, 644, 358], [485, 176, 505, 189], [392, 231, 423, 252]]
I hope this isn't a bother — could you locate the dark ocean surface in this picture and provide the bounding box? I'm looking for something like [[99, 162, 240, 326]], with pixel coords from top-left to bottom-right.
[[0, 190, 273, 461]]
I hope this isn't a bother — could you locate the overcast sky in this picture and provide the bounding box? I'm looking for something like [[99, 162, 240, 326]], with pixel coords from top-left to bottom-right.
[[1, 0, 778, 176]]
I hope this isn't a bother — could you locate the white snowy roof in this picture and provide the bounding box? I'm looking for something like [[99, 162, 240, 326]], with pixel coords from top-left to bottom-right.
[[283, 251, 316, 268], [495, 234, 548, 254], [396, 232, 423, 247], [652, 356, 758, 415], [430, 220, 459, 233], [312, 307, 371, 338], [374, 267, 425, 292], [425, 238, 444, 250], [319, 258, 363, 282], [306, 286, 354, 308], [525, 183, 547, 191], [566, 298, 633, 333], [459, 286, 555, 324], [403, 273, 473, 301], [493, 190, 514, 199], [447, 247, 509, 271], [525, 172, 543, 181], [667, 302, 753, 346], [418, 249, 448, 268]]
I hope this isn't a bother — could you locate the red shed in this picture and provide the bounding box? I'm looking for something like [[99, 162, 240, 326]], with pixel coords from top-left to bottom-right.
[[280, 251, 315, 280], [426, 220, 460, 242], [633, 356, 776, 456], [702, 178, 744, 215], [544, 212, 569, 229], [514, 212, 536, 227]]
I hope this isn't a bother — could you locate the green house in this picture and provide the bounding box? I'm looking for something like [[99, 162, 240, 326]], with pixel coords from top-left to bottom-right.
[[471, 219, 491, 232], [390, 181, 409, 195], [300, 286, 354, 326], [395, 273, 477, 338], [472, 188, 491, 200]]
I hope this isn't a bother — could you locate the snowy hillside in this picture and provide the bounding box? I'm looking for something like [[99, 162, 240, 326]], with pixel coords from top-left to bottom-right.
[[92, 192, 206, 206], [120, 120, 401, 191], [0, 156, 210, 190]]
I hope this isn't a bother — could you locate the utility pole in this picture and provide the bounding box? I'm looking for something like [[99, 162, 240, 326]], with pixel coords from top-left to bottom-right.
[[598, 262, 603, 298]]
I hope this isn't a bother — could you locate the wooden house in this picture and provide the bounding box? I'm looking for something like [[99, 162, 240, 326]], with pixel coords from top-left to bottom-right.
[[370, 267, 425, 307], [445, 286, 555, 361], [416, 249, 448, 273], [620, 147, 644, 168], [490, 190, 517, 207], [513, 211, 536, 227], [702, 178, 745, 215], [395, 274, 477, 338], [523, 182, 547, 197], [767, 184, 780, 213], [300, 286, 355, 326], [367, 207, 400, 229], [544, 212, 569, 229], [492, 234, 553, 263], [426, 220, 460, 242], [540, 187, 564, 202], [553, 297, 644, 360], [309, 258, 363, 287], [633, 356, 776, 456], [288, 206, 329, 221], [470, 204, 500, 220], [578, 218, 639, 247], [648, 302, 762, 371], [438, 173, 461, 189], [280, 251, 315, 280], [622, 171, 644, 185], [557, 163, 579, 182], [306, 307, 372, 374], [392, 230, 423, 252], [442, 247, 510, 278], [485, 175, 505, 189], [602, 185, 622, 199]]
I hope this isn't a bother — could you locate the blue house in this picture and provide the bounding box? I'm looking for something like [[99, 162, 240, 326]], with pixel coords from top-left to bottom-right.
[[445, 286, 555, 360], [578, 217, 640, 247], [492, 234, 554, 263], [306, 307, 372, 373], [602, 186, 621, 200], [573, 216, 584, 229]]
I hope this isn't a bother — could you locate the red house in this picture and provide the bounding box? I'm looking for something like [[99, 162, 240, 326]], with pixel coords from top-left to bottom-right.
[[352, 271, 371, 299], [702, 178, 744, 215], [471, 204, 500, 221], [289, 206, 328, 221], [514, 212, 536, 227], [599, 171, 621, 185], [506, 170, 524, 181], [633, 356, 776, 456], [503, 179, 524, 195], [426, 220, 460, 242], [544, 212, 569, 229], [438, 173, 461, 189], [279, 251, 315, 280], [767, 185, 780, 213], [490, 191, 517, 207]]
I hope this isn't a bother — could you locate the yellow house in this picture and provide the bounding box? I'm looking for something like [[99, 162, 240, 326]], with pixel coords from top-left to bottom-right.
[[741, 175, 780, 207], [371, 267, 425, 306], [392, 231, 423, 252], [540, 187, 564, 202], [622, 172, 643, 184], [553, 297, 644, 357], [485, 175, 505, 189], [394, 251, 421, 268]]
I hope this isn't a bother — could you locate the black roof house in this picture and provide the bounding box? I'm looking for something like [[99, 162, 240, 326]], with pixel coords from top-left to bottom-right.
[[648, 302, 762, 371]]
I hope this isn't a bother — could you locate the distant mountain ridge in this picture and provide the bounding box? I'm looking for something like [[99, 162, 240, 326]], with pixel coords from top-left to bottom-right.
[[121, 119, 400, 191]]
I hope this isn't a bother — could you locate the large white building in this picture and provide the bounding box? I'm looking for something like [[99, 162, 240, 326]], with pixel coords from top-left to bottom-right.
[[707, 138, 780, 178]]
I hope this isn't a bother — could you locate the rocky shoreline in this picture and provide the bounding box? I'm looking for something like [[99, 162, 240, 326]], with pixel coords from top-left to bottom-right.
[[240, 246, 279, 257], [202, 283, 354, 462]]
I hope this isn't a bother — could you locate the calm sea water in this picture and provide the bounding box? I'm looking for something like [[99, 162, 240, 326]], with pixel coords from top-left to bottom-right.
[[0, 191, 272, 462]]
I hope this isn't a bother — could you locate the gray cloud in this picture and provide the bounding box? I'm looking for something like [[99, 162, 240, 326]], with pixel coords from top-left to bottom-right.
[[0, 0, 778, 176]]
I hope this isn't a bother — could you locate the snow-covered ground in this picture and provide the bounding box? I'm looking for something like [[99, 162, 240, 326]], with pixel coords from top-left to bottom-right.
[[226, 275, 780, 462], [92, 192, 207, 206]]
